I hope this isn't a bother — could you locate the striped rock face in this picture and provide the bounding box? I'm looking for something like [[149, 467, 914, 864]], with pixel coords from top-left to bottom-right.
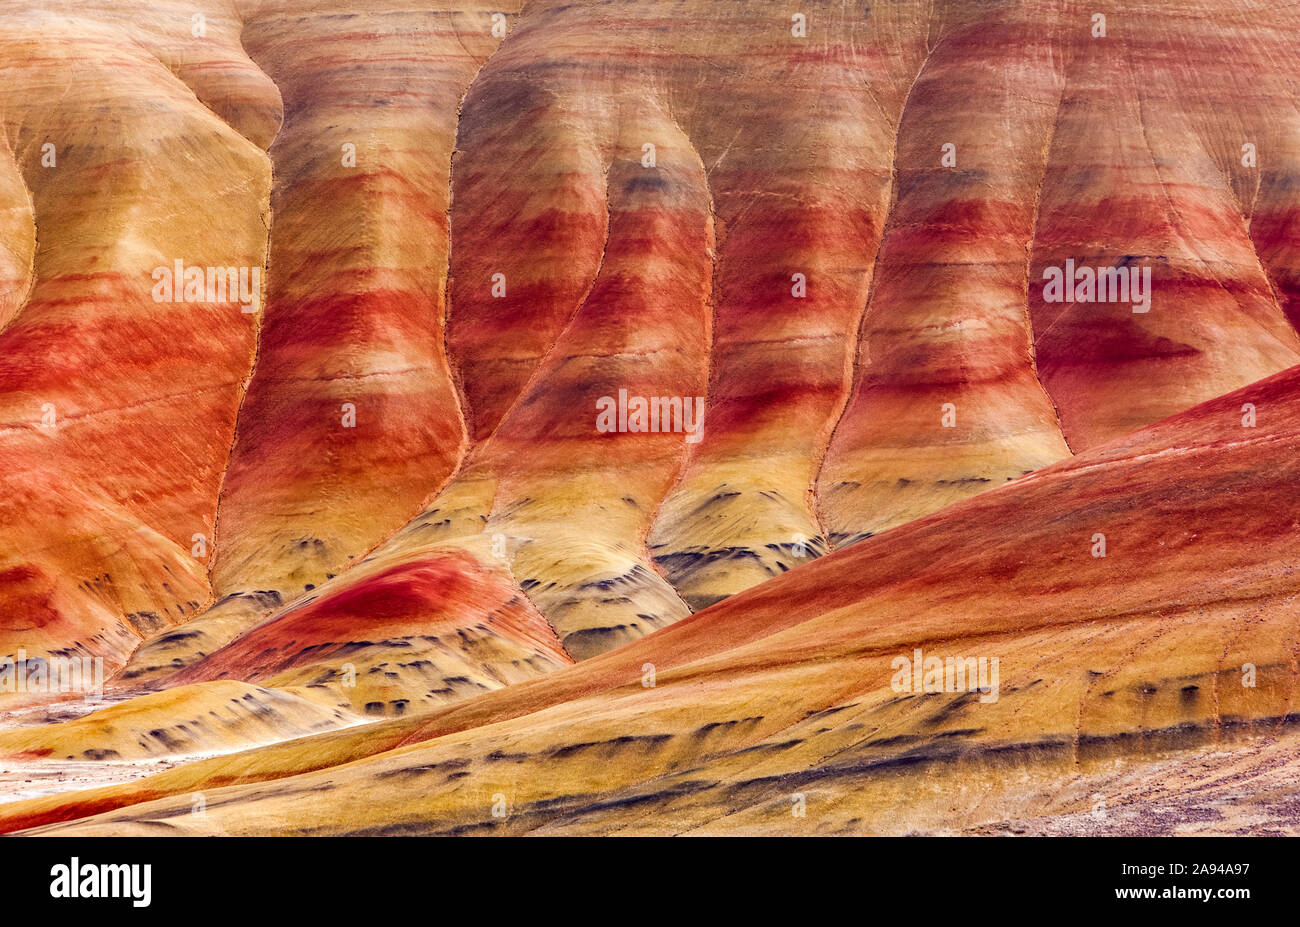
[[0, 0, 276, 674], [2, 0, 1300, 837], [9, 365, 1300, 835], [208, 3, 501, 601], [1024, 3, 1300, 452]]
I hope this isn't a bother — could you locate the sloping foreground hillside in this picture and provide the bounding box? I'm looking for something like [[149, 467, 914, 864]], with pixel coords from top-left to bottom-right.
[[4, 0, 1300, 708], [5, 364, 1299, 835]]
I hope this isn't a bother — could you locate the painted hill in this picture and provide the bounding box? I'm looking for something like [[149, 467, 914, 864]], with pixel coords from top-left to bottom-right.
[[2, 0, 1300, 836], [5, 362, 1300, 834]]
